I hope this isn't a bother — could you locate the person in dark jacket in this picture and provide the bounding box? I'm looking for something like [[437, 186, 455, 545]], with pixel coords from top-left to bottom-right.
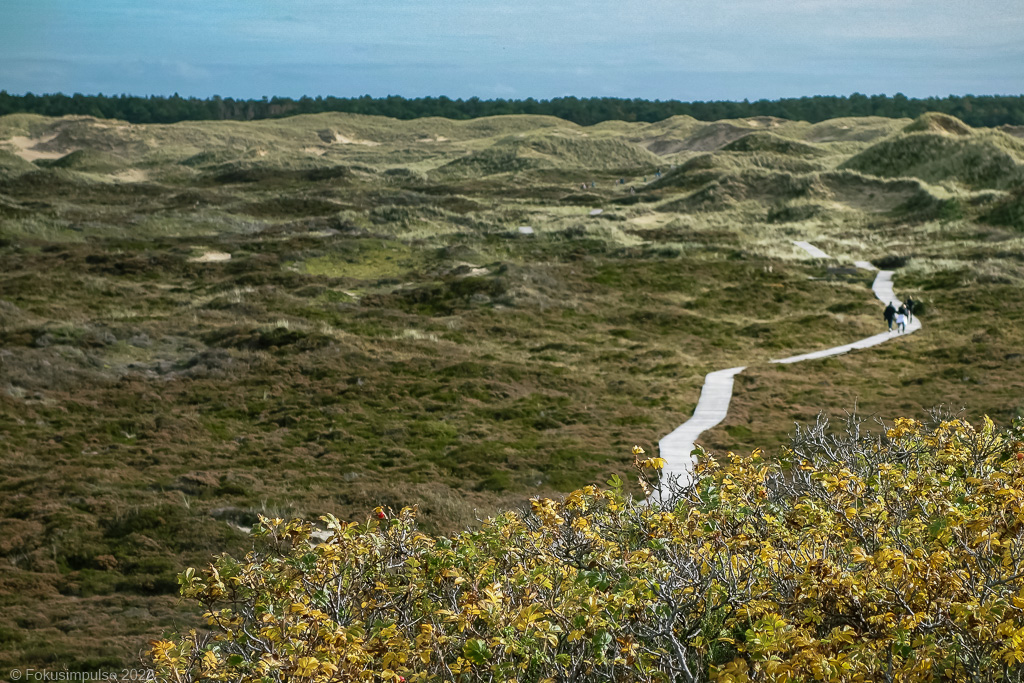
[[904, 296, 915, 323], [884, 302, 897, 332]]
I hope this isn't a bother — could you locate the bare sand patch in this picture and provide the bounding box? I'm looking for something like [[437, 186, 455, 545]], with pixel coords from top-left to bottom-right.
[[111, 169, 149, 183], [334, 133, 379, 146], [189, 251, 232, 263], [628, 213, 667, 226], [3, 133, 73, 161], [302, 147, 328, 156]]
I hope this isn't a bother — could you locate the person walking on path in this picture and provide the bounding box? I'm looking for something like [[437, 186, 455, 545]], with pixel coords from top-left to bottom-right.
[[895, 308, 907, 334], [904, 296, 915, 323], [884, 302, 897, 332]]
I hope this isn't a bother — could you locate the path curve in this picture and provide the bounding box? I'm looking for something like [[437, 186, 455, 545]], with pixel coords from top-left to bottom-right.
[[658, 243, 921, 486]]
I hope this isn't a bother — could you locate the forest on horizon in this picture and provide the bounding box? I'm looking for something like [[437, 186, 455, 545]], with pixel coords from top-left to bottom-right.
[[2, 90, 1024, 127]]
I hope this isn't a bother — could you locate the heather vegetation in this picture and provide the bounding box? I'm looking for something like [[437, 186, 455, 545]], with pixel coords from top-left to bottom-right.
[[1, 109, 1023, 674]]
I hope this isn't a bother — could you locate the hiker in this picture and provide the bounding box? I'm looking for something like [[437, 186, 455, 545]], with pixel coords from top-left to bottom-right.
[[629, 186, 636, 195], [884, 302, 897, 332], [904, 296, 915, 322], [895, 308, 907, 334]]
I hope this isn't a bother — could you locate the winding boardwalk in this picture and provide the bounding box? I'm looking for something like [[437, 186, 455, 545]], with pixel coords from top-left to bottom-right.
[[658, 243, 921, 486]]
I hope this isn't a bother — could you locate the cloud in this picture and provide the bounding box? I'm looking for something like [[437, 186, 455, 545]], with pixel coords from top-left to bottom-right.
[[1, 0, 1021, 99]]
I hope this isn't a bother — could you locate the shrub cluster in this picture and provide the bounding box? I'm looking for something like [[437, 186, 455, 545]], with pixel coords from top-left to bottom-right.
[[151, 416, 1024, 682]]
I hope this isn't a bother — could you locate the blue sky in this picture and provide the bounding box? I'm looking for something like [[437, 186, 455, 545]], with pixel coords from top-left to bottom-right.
[[2, 0, 1022, 100]]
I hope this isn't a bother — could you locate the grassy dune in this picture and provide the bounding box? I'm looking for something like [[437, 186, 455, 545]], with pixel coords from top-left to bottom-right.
[[1, 110, 1023, 669]]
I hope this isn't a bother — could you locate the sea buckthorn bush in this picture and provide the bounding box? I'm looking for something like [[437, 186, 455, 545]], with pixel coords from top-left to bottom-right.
[[151, 416, 1024, 682]]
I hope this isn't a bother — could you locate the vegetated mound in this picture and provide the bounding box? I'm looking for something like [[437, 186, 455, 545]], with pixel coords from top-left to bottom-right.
[[432, 145, 555, 177], [765, 200, 828, 223], [203, 160, 355, 185], [0, 148, 36, 176], [902, 112, 973, 136], [648, 148, 824, 195], [657, 169, 829, 212], [520, 134, 660, 169], [841, 130, 1024, 190], [674, 121, 759, 152], [434, 134, 659, 177], [645, 154, 727, 191], [999, 124, 1024, 139], [984, 185, 1024, 229], [182, 149, 252, 168], [240, 196, 344, 218], [31, 116, 154, 157], [803, 116, 908, 144], [654, 165, 931, 215], [628, 114, 704, 154], [0, 167, 98, 193], [721, 131, 826, 157], [152, 417, 1024, 683], [38, 148, 127, 174], [817, 170, 928, 213], [631, 119, 801, 156]]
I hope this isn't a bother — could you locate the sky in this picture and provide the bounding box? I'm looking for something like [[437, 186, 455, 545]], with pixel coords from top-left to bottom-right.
[[1, 0, 1022, 101]]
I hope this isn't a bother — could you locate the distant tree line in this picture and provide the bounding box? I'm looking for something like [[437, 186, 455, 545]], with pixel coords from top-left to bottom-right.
[[2, 90, 1024, 127]]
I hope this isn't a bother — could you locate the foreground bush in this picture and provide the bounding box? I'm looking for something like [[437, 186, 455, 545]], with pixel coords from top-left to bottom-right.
[[151, 417, 1024, 682]]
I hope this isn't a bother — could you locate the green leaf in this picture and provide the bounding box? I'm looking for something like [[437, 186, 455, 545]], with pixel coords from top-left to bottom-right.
[[463, 638, 492, 665], [592, 630, 613, 652]]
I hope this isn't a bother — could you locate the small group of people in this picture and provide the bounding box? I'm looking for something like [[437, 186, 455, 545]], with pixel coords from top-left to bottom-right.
[[883, 297, 915, 333]]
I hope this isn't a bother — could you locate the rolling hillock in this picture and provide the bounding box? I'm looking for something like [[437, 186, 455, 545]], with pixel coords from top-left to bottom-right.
[[902, 112, 973, 136], [801, 116, 908, 144], [817, 170, 931, 212], [842, 127, 1024, 190], [647, 149, 824, 195], [765, 171, 935, 221], [664, 121, 756, 152], [0, 167, 100, 193], [0, 148, 35, 176], [720, 131, 826, 157], [431, 145, 555, 177], [433, 133, 659, 177], [984, 187, 1024, 229], [39, 149, 128, 174], [656, 169, 829, 212]]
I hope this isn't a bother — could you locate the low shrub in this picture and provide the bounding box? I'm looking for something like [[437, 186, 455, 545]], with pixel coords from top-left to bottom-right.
[[149, 417, 1024, 681]]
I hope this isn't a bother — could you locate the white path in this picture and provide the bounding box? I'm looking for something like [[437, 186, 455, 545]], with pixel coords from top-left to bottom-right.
[[658, 245, 921, 487], [772, 270, 922, 364], [659, 366, 746, 484], [792, 240, 831, 259]]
